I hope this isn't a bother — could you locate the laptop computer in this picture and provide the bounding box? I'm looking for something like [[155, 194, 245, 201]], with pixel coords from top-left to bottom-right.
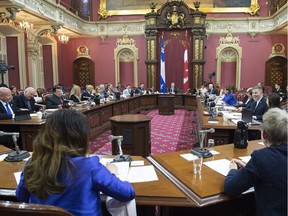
[[14, 110, 31, 121], [241, 108, 262, 125]]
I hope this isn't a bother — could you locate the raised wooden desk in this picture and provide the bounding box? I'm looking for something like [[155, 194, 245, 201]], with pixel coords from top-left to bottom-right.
[[158, 95, 175, 115], [147, 140, 264, 214], [0, 94, 197, 152], [0, 118, 46, 152], [109, 114, 152, 157]]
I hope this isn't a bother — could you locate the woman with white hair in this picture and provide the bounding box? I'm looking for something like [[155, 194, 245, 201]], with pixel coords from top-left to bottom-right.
[[224, 108, 287, 216]]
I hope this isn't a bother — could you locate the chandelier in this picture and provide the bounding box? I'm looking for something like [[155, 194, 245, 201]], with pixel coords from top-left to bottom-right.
[[58, 34, 69, 44], [19, 19, 33, 32]]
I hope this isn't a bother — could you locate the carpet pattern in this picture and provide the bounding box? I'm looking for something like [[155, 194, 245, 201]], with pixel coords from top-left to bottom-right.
[[89, 109, 198, 155]]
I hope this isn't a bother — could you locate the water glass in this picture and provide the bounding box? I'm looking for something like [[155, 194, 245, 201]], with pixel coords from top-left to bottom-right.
[[193, 156, 203, 175], [207, 139, 215, 150]]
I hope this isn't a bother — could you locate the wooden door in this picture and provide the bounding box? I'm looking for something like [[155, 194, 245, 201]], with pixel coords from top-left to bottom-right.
[[265, 56, 287, 90], [73, 57, 95, 88]]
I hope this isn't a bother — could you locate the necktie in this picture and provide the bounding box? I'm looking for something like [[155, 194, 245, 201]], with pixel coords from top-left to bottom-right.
[[27, 100, 32, 111], [5, 103, 12, 115]]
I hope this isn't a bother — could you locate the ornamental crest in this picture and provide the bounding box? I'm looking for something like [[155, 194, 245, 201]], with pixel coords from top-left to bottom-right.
[[166, 5, 185, 29]]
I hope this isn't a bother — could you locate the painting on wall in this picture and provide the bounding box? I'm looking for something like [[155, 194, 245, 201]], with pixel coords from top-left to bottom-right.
[[98, 0, 260, 18]]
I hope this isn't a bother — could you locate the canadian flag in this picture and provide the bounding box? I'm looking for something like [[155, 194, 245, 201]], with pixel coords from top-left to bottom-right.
[[183, 40, 189, 92]]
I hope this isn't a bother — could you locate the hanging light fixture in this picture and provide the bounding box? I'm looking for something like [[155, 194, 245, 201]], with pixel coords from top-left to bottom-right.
[[19, 19, 33, 32], [58, 34, 69, 44]]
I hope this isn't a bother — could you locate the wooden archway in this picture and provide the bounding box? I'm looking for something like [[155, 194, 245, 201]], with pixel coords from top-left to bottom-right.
[[145, 1, 206, 90]]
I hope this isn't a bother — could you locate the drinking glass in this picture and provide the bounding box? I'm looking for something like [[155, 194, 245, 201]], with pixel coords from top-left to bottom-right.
[[193, 156, 203, 175]]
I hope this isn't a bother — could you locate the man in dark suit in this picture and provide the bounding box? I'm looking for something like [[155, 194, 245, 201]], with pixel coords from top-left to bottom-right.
[[81, 84, 95, 101], [167, 82, 178, 94], [45, 86, 64, 109], [250, 85, 268, 121], [13, 87, 39, 113], [135, 83, 145, 95], [207, 83, 218, 95], [0, 87, 20, 148]]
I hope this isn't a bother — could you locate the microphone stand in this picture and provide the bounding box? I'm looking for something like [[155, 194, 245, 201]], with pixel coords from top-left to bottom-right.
[[3, 133, 30, 162], [191, 131, 212, 158], [113, 138, 131, 162]]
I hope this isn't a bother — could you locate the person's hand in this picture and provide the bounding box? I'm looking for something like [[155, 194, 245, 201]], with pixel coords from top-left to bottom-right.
[[237, 107, 243, 112], [229, 159, 246, 170], [106, 163, 119, 175]]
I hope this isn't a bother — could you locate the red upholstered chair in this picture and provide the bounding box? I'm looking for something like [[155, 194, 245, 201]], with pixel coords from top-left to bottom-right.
[[0, 201, 73, 216]]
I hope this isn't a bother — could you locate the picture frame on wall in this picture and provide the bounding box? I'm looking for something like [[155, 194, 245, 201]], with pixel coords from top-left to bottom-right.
[[98, 0, 260, 19]]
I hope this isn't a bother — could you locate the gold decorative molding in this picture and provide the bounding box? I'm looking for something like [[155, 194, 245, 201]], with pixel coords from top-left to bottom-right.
[[270, 43, 286, 58], [219, 33, 240, 45], [99, 0, 260, 19], [76, 45, 91, 59]]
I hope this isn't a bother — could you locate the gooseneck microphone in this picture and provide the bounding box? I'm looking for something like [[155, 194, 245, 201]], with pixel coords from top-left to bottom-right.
[[108, 135, 123, 141], [0, 131, 30, 162], [199, 128, 215, 133]]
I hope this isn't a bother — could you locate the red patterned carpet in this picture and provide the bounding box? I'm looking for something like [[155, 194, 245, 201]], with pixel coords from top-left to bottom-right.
[[89, 109, 198, 155]]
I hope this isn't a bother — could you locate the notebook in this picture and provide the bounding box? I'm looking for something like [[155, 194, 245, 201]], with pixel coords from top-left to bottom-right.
[[241, 108, 262, 125]]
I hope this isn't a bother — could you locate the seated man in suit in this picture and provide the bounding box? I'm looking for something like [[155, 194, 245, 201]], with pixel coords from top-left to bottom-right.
[[207, 83, 218, 95], [0, 87, 21, 148], [135, 83, 145, 95], [250, 85, 268, 121], [13, 87, 39, 113], [45, 86, 64, 109], [122, 84, 132, 98], [167, 82, 178, 94]]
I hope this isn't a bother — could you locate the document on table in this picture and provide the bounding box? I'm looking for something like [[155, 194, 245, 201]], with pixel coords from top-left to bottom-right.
[[99, 158, 158, 183], [14, 172, 21, 185], [203, 159, 231, 176], [239, 156, 251, 163]]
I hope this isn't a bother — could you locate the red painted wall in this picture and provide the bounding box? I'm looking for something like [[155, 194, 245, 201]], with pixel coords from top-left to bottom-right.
[[204, 34, 287, 89], [57, 35, 147, 89], [42, 45, 54, 88], [6, 37, 20, 88]]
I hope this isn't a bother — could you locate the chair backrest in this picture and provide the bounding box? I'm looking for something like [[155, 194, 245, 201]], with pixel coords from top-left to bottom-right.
[[0, 201, 73, 216]]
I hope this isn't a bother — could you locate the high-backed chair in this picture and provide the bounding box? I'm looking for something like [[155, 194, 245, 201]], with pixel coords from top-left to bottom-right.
[[0, 201, 73, 216]]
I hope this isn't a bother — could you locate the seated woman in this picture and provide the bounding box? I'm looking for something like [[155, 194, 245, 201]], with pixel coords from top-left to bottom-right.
[[69, 84, 82, 103], [9, 85, 19, 98], [267, 92, 281, 108], [16, 109, 135, 215], [222, 85, 237, 106]]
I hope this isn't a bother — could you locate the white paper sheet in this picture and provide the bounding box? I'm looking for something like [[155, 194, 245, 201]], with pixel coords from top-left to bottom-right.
[[239, 156, 251, 163], [203, 159, 231, 176], [126, 165, 158, 183], [14, 171, 22, 185], [130, 160, 144, 166], [209, 150, 220, 155], [0, 154, 8, 161], [180, 153, 199, 161]]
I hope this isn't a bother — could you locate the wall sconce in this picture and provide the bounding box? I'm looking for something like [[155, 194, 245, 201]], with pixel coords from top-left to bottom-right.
[[19, 19, 33, 32], [58, 34, 69, 44]]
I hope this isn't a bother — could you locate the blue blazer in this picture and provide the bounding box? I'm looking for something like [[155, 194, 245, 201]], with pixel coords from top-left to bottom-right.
[[225, 144, 287, 216], [222, 93, 237, 106]]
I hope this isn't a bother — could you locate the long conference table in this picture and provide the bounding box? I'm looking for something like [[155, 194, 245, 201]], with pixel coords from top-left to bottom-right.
[[0, 94, 264, 215], [0, 141, 264, 215]]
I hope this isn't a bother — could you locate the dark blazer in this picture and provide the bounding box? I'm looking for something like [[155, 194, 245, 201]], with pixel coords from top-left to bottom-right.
[[225, 144, 287, 216], [208, 88, 218, 95], [45, 94, 64, 109], [167, 86, 178, 94], [242, 98, 254, 110], [81, 90, 94, 101], [69, 94, 81, 103], [135, 87, 144, 95], [0, 101, 19, 120], [13, 93, 39, 113], [250, 97, 268, 120]]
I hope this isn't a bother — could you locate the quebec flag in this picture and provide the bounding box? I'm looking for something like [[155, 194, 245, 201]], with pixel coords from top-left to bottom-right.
[[160, 36, 166, 93]]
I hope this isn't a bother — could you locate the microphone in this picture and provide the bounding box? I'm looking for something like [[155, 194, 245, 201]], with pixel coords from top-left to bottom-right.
[[0, 131, 20, 137], [109, 134, 131, 162], [199, 128, 215, 133], [108, 135, 123, 141], [0, 131, 30, 162]]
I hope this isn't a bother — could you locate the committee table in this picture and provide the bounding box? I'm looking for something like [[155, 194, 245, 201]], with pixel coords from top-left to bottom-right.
[[0, 140, 264, 215], [147, 140, 264, 215]]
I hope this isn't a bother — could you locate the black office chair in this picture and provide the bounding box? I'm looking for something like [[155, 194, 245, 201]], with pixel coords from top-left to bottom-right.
[[0, 201, 73, 216]]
